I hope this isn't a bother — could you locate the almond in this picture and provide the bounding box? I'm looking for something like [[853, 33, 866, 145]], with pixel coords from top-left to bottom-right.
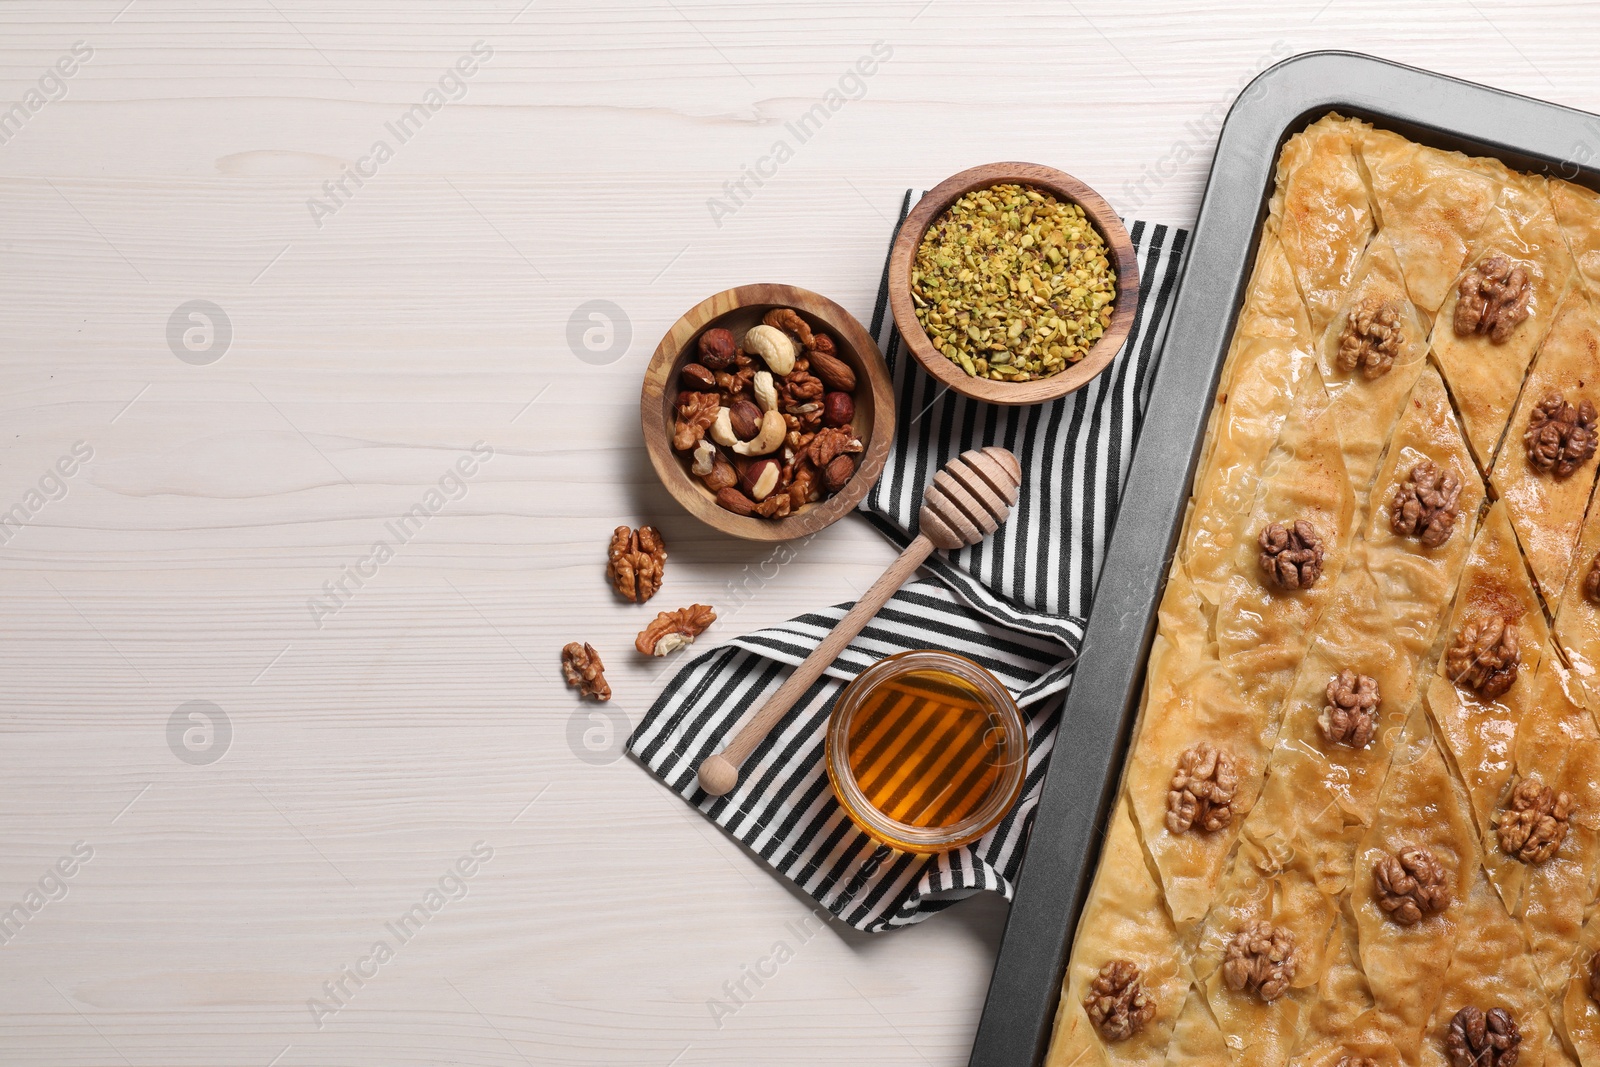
[[715, 488, 757, 516], [807, 347, 856, 392]]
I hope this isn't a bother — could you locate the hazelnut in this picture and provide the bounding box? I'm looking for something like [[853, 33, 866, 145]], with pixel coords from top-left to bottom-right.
[[822, 391, 855, 428], [728, 399, 763, 440], [741, 459, 782, 502], [822, 454, 855, 493], [701, 454, 738, 493], [679, 363, 717, 391], [697, 328, 737, 371]]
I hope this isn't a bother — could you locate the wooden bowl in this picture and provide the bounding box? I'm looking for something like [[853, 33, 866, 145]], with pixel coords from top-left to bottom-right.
[[641, 283, 896, 542], [887, 162, 1140, 406]]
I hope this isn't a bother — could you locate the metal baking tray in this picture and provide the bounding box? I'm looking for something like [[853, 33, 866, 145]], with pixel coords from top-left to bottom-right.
[[968, 50, 1600, 1067]]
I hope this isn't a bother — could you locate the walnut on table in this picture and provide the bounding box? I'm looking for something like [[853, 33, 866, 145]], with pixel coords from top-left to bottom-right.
[[1390, 460, 1462, 548], [1373, 845, 1450, 925], [1445, 1006, 1521, 1067], [1082, 959, 1154, 1042], [560, 642, 611, 702], [1524, 392, 1597, 478], [1496, 777, 1574, 865], [1445, 616, 1520, 699], [1337, 297, 1403, 379], [1259, 519, 1325, 590], [606, 525, 666, 603], [1454, 253, 1532, 343], [1320, 669, 1379, 750], [1221, 920, 1296, 1003], [1165, 742, 1237, 834], [636, 604, 717, 657]]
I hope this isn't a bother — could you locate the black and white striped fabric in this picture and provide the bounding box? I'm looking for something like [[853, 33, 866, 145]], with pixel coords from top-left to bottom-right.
[[629, 193, 1187, 932]]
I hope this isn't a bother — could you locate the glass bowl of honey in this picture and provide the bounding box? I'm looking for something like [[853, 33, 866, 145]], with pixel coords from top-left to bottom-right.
[[825, 650, 1027, 854]]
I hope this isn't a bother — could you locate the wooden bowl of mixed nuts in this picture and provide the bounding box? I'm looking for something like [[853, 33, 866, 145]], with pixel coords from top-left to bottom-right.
[[641, 283, 896, 542], [887, 162, 1140, 406]]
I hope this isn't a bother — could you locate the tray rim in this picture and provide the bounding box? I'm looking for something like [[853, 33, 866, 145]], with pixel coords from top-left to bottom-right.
[[968, 48, 1600, 1067]]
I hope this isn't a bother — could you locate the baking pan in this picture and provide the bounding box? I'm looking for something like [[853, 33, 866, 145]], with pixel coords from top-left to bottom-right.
[[967, 50, 1600, 1067]]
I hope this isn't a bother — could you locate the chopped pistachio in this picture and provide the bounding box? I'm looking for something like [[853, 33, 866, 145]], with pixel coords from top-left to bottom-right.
[[912, 182, 1116, 380]]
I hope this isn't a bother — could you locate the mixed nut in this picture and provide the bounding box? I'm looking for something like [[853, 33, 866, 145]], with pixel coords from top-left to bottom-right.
[[911, 183, 1116, 382], [673, 308, 864, 520], [561, 525, 719, 704]]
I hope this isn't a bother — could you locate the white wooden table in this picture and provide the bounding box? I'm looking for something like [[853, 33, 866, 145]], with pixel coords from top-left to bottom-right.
[[3, 3, 1596, 1063]]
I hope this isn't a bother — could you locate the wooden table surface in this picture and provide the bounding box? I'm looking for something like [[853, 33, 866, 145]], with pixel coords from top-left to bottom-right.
[[3, 3, 1598, 1064]]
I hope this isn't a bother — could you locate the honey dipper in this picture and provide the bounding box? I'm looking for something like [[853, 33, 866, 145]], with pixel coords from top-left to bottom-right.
[[697, 446, 1023, 797]]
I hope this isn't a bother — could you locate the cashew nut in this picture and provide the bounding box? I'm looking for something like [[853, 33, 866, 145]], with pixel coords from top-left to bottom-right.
[[708, 406, 737, 447], [753, 371, 778, 413], [743, 324, 797, 375], [691, 439, 717, 476], [733, 408, 786, 456]]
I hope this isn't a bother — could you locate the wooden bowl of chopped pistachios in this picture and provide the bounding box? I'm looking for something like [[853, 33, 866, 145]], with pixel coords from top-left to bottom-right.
[[888, 162, 1140, 406]]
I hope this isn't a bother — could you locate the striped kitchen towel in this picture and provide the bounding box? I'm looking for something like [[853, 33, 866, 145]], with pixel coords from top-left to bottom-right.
[[629, 193, 1187, 932]]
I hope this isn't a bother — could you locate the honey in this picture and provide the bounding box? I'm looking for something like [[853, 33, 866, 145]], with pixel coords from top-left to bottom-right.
[[826, 650, 1026, 853]]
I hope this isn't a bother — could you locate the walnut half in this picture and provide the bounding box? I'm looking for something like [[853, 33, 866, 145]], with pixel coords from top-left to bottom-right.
[[1589, 949, 1600, 1005], [1337, 297, 1403, 379], [1390, 460, 1462, 548], [607, 525, 666, 603], [1259, 519, 1325, 590], [1453, 253, 1532, 343], [1496, 778, 1573, 865], [1524, 392, 1598, 478], [1585, 551, 1600, 606], [1222, 920, 1296, 1002], [1445, 616, 1519, 699], [1166, 742, 1237, 834], [1320, 669, 1379, 750], [635, 604, 717, 657], [1082, 959, 1154, 1042], [1445, 1006, 1521, 1067], [560, 642, 611, 702], [1373, 845, 1450, 925]]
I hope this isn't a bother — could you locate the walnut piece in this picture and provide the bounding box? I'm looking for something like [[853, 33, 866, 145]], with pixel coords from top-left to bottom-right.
[[560, 642, 611, 701], [1496, 778, 1573, 865], [1373, 845, 1451, 925], [1166, 742, 1237, 834], [1390, 460, 1462, 548], [1585, 552, 1600, 606], [1524, 392, 1598, 478], [1222, 920, 1296, 1002], [1259, 519, 1325, 590], [777, 368, 825, 412], [802, 426, 864, 470], [1454, 253, 1532, 343], [763, 307, 814, 350], [635, 604, 716, 657], [672, 391, 720, 452], [606, 525, 666, 603], [1445, 1006, 1520, 1067], [1589, 949, 1600, 1005], [1338, 297, 1403, 379], [1446, 616, 1520, 699], [1082, 959, 1154, 1043], [1320, 669, 1379, 749]]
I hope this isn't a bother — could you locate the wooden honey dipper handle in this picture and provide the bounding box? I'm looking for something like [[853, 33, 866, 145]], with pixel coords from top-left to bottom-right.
[[697, 447, 1022, 797]]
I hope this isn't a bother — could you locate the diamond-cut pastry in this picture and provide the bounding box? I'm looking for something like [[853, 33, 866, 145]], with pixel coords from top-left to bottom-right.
[[1429, 176, 1576, 468], [1490, 291, 1600, 603]]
